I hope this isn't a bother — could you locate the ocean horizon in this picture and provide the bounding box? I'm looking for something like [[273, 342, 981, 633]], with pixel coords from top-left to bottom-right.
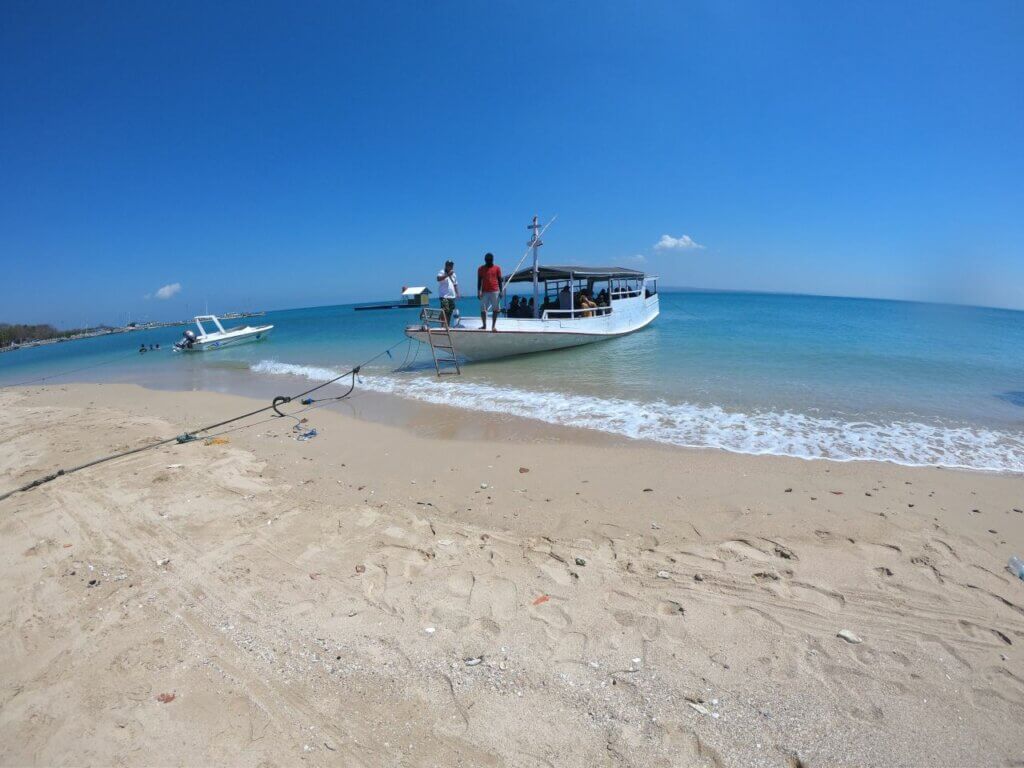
[[3, 289, 1024, 473]]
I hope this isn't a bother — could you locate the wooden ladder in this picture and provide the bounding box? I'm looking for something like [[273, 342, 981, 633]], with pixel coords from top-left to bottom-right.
[[420, 308, 462, 376]]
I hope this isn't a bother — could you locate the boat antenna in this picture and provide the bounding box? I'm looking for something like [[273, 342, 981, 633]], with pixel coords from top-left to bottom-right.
[[528, 216, 542, 318], [502, 214, 557, 317]]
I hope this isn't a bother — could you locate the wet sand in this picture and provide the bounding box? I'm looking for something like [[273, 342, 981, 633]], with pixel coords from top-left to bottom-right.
[[1, 383, 1023, 767]]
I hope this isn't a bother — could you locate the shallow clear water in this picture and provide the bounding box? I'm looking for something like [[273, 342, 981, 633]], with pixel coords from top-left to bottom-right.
[[3, 292, 1024, 471]]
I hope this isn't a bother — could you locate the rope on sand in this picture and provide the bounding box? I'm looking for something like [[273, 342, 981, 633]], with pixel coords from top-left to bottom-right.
[[0, 338, 411, 503]]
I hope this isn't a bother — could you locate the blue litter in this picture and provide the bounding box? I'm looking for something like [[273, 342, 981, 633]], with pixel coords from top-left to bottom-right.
[[297, 429, 318, 441]]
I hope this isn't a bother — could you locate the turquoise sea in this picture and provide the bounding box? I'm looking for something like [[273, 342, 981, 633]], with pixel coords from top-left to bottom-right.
[[3, 291, 1024, 472]]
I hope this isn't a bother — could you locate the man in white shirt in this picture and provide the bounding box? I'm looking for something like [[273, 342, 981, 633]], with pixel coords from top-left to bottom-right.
[[437, 260, 459, 324]]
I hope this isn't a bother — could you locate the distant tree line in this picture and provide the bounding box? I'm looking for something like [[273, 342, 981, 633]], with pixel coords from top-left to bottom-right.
[[0, 323, 97, 347]]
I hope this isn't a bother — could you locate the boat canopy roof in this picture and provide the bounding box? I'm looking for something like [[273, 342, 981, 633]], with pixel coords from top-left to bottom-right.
[[507, 265, 645, 284]]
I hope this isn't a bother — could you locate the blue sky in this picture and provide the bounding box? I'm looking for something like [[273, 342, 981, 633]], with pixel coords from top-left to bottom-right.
[[1, 1, 1022, 326]]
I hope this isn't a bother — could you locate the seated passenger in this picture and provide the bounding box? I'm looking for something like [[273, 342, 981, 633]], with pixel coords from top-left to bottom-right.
[[508, 296, 521, 317], [579, 291, 598, 318]]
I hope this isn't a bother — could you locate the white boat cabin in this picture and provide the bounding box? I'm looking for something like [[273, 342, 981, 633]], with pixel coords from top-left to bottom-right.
[[503, 264, 657, 320]]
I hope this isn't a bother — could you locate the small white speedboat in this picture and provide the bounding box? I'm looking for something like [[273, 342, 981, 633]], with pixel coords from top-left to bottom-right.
[[405, 216, 659, 363], [174, 314, 273, 352]]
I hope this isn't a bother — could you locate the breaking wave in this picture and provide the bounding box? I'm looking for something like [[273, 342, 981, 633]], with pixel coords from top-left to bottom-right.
[[250, 360, 1024, 473]]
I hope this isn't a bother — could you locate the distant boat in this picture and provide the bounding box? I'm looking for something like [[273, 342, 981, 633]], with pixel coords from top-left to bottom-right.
[[173, 314, 273, 352], [405, 216, 659, 362]]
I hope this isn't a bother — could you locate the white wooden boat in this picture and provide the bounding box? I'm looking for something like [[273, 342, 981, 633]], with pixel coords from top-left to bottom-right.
[[406, 217, 659, 362], [173, 314, 273, 352]]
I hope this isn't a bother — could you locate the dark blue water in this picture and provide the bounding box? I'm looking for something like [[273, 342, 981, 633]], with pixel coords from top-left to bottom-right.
[[3, 292, 1023, 471]]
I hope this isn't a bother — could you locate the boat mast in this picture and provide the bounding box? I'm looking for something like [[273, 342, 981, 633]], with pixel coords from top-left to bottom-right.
[[528, 215, 543, 318]]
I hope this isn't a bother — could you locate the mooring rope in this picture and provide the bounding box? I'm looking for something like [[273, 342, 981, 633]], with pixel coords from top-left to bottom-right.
[[1, 349, 146, 388], [0, 337, 412, 503]]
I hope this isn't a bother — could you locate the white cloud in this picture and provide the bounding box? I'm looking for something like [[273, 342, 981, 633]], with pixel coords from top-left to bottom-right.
[[654, 234, 704, 251], [154, 282, 182, 300], [625, 254, 647, 264]]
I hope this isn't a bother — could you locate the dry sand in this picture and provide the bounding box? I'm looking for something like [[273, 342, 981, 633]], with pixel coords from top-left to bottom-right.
[[1, 383, 1023, 767]]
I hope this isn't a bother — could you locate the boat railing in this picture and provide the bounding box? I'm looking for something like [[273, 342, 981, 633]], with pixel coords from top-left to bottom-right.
[[194, 315, 228, 336], [540, 305, 613, 320], [610, 289, 642, 299]]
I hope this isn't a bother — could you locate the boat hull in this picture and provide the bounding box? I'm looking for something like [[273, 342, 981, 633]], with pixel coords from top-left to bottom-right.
[[406, 295, 658, 361]]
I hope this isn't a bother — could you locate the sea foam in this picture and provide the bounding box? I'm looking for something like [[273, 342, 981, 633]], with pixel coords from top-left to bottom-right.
[[250, 360, 1024, 473]]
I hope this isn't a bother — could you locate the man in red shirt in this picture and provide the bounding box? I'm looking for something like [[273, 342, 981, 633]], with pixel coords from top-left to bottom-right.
[[476, 252, 503, 332]]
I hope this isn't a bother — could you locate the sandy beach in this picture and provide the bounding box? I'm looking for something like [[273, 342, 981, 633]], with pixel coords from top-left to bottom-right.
[[1, 382, 1023, 767]]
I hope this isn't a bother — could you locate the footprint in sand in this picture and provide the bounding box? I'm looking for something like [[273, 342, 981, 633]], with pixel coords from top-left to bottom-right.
[[763, 538, 799, 561], [749, 569, 845, 611], [447, 570, 475, 599], [468, 574, 519, 621], [930, 538, 961, 561], [787, 580, 846, 611], [670, 548, 728, 572], [719, 539, 772, 562], [958, 619, 1012, 646], [657, 599, 686, 616], [524, 547, 580, 587], [728, 603, 784, 629], [531, 600, 572, 631], [910, 555, 945, 583], [551, 630, 588, 665], [968, 666, 1024, 710]]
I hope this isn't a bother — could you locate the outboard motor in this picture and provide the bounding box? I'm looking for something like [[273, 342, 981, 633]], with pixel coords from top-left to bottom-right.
[[175, 329, 198, 350]]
